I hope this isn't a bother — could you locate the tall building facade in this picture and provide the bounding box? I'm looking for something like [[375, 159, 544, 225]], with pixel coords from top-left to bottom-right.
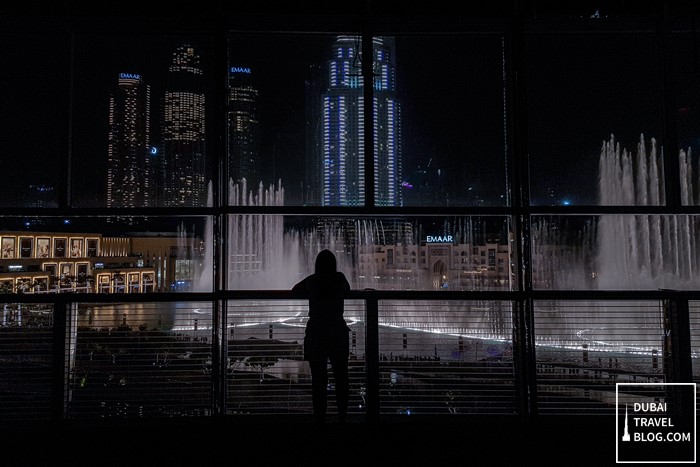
[[304, 64, 324, 205], [163, 44, 206, 207], [227, 66, 259, 185], [316, 36, 402, 207], [107, 73, 151, 209]]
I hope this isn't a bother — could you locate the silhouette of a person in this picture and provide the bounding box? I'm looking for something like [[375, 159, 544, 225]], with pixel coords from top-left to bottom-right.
[[292, 249, 351, 423]]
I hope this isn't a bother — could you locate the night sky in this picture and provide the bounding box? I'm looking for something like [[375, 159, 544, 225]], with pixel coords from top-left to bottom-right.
[[1, 17, 698, 209], [527, 33, 663, 206]]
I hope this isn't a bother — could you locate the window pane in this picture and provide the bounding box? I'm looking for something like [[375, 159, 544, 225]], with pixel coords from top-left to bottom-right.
[[228, 33, 362, 206], [227, 299, 366, 417], [532, 215, 700, 290], [0, 33, 67, 208], [0, 216, 212, 293], [534, 300, 665, 415], [384, 35, 508, 207], [68, 302, 213, 418], [227, 215, 513, 291], [0, 302, 53, 421], [379, 300, 515, 415], [72, 34, 213, 208], [527, 35, 663, 206], [673, 33, 700, 206]]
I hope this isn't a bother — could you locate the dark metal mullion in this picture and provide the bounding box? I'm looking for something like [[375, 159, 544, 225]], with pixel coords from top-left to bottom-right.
[[365, 297, 380, 423], [211, 215, 223, 415], [211, 19, 228, 416], [662, 294, 693, 423], [51, 301, 68, 420], [662, 294, 693, 384], [509, 0, 537, 417], [362, 0, 379, 422], [51, 24, 76, 416]]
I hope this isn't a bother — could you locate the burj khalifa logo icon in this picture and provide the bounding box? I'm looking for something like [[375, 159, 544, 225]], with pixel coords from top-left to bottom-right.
[[622, 405, 631, 442]]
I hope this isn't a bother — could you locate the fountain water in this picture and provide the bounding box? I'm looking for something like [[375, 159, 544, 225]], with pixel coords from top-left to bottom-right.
[[595, 134, 699, 289], [533, 134, 700, 291], [530, 134, 700, 360], [191, 135, 700, 354], [225, 177, 412, 290]]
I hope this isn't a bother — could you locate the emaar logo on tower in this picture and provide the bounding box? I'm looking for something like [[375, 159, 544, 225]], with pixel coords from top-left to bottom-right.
[[119, 73, 141, 80], [230, 67, 251, 74], [616, 383, 696, 463]]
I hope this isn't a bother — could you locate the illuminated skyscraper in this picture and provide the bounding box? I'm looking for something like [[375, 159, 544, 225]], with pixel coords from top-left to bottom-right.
[[320, 36, 401, 206], [304, 64, 324, 205], [163, 44, 206, 207], [107, 73, 151, 209], [228, 66, 259, 185]]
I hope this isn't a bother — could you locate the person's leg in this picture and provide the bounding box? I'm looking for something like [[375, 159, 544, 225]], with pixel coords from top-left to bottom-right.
[[329, 354, 349, 423], [309, 359, 328, 423]]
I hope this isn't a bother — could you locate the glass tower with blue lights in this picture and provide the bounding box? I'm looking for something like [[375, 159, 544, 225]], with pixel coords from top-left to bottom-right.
[[320, 36, 401, 206]]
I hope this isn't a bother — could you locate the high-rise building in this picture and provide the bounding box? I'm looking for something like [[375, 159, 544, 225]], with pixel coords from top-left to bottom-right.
[[163, 44, 206, 207], [227, 66, 259, 185], [107, 72, 151, 209], [304, 63, 324, 205], [318, 36, 402, 207]]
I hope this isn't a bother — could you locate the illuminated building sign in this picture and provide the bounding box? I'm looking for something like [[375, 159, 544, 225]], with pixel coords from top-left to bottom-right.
[[150, 147, 158, 155], [119, 73, 141, 80], [230, 67, 251, 74], [426, 235, 453, 243]]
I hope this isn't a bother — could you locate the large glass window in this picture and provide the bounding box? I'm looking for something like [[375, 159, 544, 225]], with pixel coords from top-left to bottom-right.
[[68, 302, 213, 418], [527, 34, 663, 206], [672, 33, 700, 206], [227, 33, 362, 207], [227, 215, 513, 291], [2, 6, 700, 425], [378, 300, 515, 415], [227, 299, 366, 416], [387, 35, 508, 206], [532, 215, 700, 290], [72, 34, 214, 208], [0, 32, 68, 208], [0, 216, 212, 293], [534, 299, 665, 415]]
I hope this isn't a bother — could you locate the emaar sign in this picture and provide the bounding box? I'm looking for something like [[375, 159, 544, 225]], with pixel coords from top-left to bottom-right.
[[230, 67, 251, 74], [426, 235, 453, 243], [119, 73, 141, 80]]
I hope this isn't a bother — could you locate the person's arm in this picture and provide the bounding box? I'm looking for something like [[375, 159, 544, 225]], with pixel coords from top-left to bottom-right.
[[340, 272, 350, 296], [291, 276, 309, 297]]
